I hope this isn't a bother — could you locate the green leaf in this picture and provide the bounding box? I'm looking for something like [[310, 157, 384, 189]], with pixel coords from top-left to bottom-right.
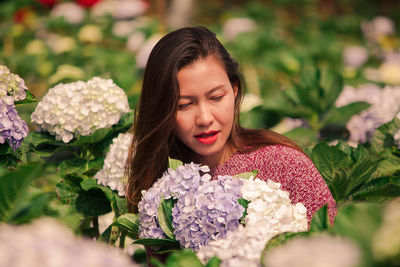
[[284, 127, 318, 148], [56, 176, 112, 216], [371, 116, 400, 153], [168, 158, 183, 170], [70, 128, 113, 145], [14, 90, 37, 104], [158, 198, 175, 239], [205, 257, 221, 267], [309, 205, 331, 232], [233, 170, 258, 179], [115, 213, 140, 239], [25, 131, 63, 147], [324, 101, 370, 125], [0, 165, 41, 222], [310, 143, 351, 184], [352, 176, 400, 201], [59, 157, 104, 177], [98, 224, 112, 243], [329, 168, 351, 202], [237, 198, 250, 224], [133, 238, 180, 247], [10, 192, 53, 224], [165, 250, 204, 267]]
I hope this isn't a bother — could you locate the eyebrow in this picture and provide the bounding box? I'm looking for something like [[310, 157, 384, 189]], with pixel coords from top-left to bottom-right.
[[179, 85, 226, 99]]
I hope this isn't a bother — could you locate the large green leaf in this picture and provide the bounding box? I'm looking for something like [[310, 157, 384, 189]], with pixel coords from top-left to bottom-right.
[[59, 157, 104, 177], [310, 143, 351, 184], [0, 165, 42, 222], [284, 127, 318, 148], [56, 176, 111, 216], [233, 170, 258, 180], [329, 168, 352, 202], [352, 176, 400, 201], [324, 101, 370, 126]]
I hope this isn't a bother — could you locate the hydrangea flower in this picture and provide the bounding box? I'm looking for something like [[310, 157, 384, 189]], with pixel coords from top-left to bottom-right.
[[0, 218, 138, 267], [172, 176, 244, 251], [263, 234, 361, 267], [31, 77, 130, 143], [94, 132, 133, 196], [222, 18, 257, 41], [196, 178, 308, 266], [0, 65, 27, 101], [0, 96, 29, 150], [336, 84, 400, 144], [138, 163, 210, 239]]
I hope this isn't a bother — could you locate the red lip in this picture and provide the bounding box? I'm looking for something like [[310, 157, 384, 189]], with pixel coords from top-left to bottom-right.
[[194, 131, 219, 144]]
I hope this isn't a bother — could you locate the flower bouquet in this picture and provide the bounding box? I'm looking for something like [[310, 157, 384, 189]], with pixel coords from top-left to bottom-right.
[[135, 159, 308, 266]]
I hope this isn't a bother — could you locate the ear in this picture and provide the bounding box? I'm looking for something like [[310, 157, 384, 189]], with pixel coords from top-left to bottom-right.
[[233, 83, 238, 99]]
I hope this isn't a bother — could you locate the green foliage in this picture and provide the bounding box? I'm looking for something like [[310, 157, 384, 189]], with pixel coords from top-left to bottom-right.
[[310, 142, 386, 203], [0, 164, 43, 222], [168, 158, 184, 170], [158, 198, 176, 240]]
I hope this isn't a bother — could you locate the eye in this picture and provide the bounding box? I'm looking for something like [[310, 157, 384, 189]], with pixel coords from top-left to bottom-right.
[[211, 95, 224, 101], [178, 102, 192, 110]]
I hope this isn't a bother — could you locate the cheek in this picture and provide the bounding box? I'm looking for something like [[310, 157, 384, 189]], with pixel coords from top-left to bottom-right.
[[174, 112, 191, 136]]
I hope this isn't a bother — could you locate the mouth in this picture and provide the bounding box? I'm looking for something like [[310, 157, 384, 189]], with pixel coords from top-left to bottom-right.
[[194, 131, 219, 144]]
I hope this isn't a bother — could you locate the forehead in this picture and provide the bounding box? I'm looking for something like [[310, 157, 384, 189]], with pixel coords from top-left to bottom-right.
[[177, 56, 230, 94]]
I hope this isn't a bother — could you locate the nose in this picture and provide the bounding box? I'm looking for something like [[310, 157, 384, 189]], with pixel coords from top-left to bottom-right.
[[195, 103, 213, 127]]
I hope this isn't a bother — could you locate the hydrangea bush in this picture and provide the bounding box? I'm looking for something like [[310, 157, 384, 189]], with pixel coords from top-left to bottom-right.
[[31, 77, 130, 143], [94, 132, 133, 196]]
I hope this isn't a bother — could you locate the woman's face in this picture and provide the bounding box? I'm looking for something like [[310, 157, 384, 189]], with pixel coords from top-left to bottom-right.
[[174, 55, 237, 168]]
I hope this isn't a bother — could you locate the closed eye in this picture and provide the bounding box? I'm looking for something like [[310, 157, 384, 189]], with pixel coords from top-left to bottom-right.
[[211, 95, 224, 101], [178, 102, 192, 110]]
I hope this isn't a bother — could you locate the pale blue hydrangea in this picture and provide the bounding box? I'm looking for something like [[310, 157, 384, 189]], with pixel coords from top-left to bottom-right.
[[172, 176, 244, 251], [0, 65, 27, 101], [138, 162, 210, 239], [0, 96, 29, 150]]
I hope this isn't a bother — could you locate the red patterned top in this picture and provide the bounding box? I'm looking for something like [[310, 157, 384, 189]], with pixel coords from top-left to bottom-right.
[[209, 144, 337, 225]]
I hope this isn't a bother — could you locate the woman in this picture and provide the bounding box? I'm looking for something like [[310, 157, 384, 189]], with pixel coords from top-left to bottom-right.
[[126, 26, 336, 224]]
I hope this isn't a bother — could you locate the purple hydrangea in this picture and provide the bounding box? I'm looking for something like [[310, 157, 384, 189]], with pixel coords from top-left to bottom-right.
[[171, 176, 244, 251], [138, 163, 210, 239], [0, 96, 29, 150]]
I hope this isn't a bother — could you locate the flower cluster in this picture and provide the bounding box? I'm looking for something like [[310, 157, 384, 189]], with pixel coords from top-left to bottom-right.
[[31, 77, 130, 143], [0, 97, 29, 149], [0, 218, 138, 267], [172, 175, 244, 251], [336, 84, 400, 144], [263, 234, 361, 267], [94, 132, 133, 196], [0, 65, 29, 150], [0, 65, 27, 101], [196, 178, 308, 266], [139, 162, 308, 264], [138, 163, 209, 239]]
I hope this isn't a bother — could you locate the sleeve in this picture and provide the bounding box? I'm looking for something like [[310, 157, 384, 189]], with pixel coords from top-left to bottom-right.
[[256, 145, 337, 226]]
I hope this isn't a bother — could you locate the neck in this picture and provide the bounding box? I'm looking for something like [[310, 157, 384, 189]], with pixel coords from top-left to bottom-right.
[[199, 144, 236, 168]]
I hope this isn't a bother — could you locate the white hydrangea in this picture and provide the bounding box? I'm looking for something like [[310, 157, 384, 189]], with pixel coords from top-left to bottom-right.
[[263, 234, 361, 267], [31, 77, 130, 143], [336, 84, 400, 144], [0, 218, 139, 267], [95, 132, 133, 196], [361, 16, 395, 43], [197, 178, 308, 267]]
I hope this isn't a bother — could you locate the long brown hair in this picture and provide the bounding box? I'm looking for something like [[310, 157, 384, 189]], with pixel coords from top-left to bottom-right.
[[126, 26, 301, 211]]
